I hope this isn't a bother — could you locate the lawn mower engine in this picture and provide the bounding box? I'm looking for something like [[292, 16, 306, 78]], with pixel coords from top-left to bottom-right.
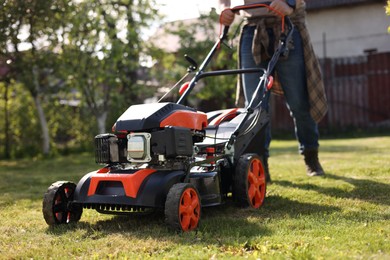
[[95, 102, 205, 168]]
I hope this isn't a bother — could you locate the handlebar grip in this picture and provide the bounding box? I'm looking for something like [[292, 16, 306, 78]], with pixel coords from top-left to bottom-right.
[[232, 1, 273, 13]]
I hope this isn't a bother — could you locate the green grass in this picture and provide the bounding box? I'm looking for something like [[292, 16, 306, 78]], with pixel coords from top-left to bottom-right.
[[0, 137, 389, 259]]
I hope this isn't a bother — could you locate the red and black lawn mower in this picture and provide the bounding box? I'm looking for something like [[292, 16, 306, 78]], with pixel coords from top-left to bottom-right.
[[42, 2, 294, 232]]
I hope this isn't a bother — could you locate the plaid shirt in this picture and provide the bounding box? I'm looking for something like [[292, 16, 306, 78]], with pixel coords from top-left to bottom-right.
[[237, 5, 328, 123]]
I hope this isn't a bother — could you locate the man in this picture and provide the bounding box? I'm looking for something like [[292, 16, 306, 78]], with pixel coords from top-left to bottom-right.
[[218, 0, 327, 179]]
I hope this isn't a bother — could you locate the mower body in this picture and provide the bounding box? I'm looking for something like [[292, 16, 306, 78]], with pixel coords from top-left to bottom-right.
[[72, 102, 268, 213]]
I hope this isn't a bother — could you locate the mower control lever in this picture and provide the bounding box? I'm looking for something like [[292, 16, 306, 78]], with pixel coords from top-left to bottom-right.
[[185, 54, 198, 72]]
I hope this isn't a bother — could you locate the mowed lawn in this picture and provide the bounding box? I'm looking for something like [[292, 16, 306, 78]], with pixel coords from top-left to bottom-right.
[[0, 136, 389, 259]]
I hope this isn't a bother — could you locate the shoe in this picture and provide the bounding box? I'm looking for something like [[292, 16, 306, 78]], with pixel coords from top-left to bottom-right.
[[303, 149, 325, 177], [263, 156, 271, 183]]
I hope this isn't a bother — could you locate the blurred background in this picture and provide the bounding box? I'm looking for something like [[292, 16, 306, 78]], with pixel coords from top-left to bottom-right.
[[0, 0, 389, 159]]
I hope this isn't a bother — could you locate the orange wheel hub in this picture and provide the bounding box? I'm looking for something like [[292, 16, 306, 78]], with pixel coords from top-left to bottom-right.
[[179, 188, 200, 231], [247, 158, 266, 208]]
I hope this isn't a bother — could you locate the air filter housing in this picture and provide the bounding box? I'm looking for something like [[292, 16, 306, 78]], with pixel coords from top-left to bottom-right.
[[95, 134, 126, 164]]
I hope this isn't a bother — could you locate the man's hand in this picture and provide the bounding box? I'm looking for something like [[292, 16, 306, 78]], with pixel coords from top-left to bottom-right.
[[220, 8, 235, 26], [270, 0, 294, 16]]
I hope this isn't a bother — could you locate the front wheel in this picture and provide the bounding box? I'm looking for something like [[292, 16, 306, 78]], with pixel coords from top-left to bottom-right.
[[165, 183, 201, 232], [233, 153, 266, 208], [42, 181, 82, 225]]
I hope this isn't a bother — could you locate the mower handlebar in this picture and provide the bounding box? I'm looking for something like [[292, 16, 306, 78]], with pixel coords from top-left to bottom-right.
[[178, 2, 293, 105], [231, 1, 272, 13], [219, 1, 289, 39]]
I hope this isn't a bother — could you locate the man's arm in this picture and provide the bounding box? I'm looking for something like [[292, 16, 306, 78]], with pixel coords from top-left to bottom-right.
[[270, 0, 295, 16]]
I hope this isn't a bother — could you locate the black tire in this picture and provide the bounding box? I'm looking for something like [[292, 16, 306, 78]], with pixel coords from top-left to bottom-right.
[[233, 153, 266, 208], [165, 183, 201, 232], [42, 181, 82, 225]]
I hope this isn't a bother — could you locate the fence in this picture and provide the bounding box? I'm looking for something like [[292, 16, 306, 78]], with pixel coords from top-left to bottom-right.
[[270, 52, 390, 132]]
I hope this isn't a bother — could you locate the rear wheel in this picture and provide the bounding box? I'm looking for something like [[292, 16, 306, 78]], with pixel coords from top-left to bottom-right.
[[233, 154, 266, 208], [42, 181, 82, 225], [165, 183, 201, 232]]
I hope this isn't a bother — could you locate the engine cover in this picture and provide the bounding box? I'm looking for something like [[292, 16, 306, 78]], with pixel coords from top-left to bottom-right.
[[113, 102, 207, 132]]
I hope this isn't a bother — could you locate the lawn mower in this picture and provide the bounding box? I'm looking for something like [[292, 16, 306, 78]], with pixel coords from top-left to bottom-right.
[[42, 2, 294, 232]]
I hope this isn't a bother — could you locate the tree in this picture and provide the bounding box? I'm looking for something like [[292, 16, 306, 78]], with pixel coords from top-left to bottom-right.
[[386, 1, 390, 33], [0, 0, 160, 157], [0, 76, 11, 159], [62, 0, 159, 134], [0, 0, 73, 155]]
